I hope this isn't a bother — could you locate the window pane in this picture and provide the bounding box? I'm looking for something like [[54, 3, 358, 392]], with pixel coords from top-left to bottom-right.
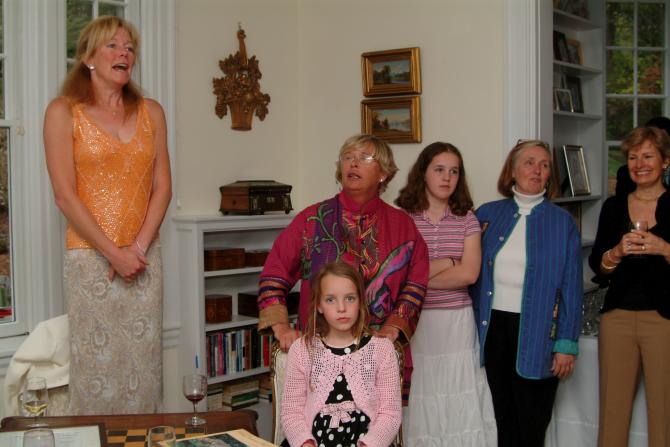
[[0, 0, 3, 53], [608, 145, 624, 196], [638, 98, 664, 125], [638, 51, 664, 94], [67, 0, 93, 59], [0, 127, 12, 322], [638, 2, 665, 47], [607, 50, 633, 93], [607, 98, 634, 140], [607, 2, 634, 47], [99, 2, 124, 18], [0, 59, 4, 119]]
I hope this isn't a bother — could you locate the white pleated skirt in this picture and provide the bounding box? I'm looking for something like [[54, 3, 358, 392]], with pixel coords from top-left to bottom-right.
[[406, 306, 497, 447]]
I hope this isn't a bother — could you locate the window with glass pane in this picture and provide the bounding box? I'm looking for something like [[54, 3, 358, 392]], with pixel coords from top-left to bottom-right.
[[66, 0, 127, 67], [605, 1, 668, 196], [0, 0, 11, 322]]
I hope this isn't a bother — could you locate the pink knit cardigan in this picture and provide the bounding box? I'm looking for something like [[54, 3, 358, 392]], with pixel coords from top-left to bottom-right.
[[281, 336, 401, 447]]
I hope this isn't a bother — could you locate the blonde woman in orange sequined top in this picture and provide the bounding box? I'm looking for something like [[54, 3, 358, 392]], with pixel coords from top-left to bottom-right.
[[43, 16, 171, 415]]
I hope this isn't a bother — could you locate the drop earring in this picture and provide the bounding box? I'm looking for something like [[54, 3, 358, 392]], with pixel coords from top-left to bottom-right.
[[88, 64, 95, 70]]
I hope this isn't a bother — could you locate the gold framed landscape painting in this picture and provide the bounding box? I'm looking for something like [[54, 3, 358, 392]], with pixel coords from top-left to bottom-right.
[[361, 96, 421, 144], [361, 47, 421, 97]]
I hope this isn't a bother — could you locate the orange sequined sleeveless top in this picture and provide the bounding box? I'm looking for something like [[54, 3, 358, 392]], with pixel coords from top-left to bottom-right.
[[66, 100, 156, 249]]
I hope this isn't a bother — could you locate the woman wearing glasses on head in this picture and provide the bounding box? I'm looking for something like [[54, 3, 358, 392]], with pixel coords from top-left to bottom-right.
[[471, 140, 583, 447], [257, 133, 428, 403]]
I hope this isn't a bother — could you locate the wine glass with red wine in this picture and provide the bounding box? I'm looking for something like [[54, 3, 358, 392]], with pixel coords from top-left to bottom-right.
[[183, 374, 207, 426]]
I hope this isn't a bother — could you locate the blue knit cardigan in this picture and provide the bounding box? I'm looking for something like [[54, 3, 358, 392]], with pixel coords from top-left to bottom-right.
[[471, 198, 583, 379]]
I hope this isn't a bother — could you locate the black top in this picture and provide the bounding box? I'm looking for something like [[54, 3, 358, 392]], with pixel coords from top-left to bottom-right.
[[589, 189, 670, 319]]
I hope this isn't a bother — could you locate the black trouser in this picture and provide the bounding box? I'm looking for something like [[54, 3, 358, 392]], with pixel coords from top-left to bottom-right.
[[484, 309, 559, 447]]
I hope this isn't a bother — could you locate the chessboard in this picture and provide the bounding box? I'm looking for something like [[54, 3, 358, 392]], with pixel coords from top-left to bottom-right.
[[106, 426, 206, 446]]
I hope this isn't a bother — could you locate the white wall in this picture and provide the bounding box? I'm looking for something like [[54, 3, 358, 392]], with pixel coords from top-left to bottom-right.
[[175, 0, 505, 215], [175, 0, 300, 215]]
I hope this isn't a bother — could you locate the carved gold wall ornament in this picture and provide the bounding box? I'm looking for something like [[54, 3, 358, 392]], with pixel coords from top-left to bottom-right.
[[212, 25, 271, 130]]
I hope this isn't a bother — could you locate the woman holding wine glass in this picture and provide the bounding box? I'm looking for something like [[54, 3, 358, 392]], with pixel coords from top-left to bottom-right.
[[589, 126, 670, 447]]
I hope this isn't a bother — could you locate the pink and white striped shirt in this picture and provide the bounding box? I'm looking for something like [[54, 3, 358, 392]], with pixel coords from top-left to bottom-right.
[[410, 209, 481, 309]]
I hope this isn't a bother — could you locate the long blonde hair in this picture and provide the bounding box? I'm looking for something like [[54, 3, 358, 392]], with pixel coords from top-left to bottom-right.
[[60, 16, 142, 118]]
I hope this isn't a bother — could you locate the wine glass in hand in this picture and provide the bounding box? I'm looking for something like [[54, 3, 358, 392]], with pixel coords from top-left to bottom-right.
[[630, 220, 649, 257], [183, 374, 207, 426], [22, 377, 49, 427]]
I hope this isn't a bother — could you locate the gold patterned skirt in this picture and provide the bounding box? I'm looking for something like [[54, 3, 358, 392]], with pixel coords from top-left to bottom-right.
[[63, 243, 163, 415]]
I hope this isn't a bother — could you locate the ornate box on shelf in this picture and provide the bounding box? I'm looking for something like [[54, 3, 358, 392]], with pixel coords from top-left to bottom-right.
[[204, 247, 245, 271], [205, 294, 233, 324], [219, 180, 293, 215]]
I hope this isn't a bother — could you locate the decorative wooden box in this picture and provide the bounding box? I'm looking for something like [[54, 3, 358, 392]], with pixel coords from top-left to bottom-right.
[[244, 249, 269, 267], [219, 180, 293, 215], [205, 294, 233, 324], [204, 247, 245, 271], [237, 291, 300, 318]]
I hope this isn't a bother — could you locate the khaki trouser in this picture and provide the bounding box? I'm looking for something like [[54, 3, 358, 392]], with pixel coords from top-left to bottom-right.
[[598, 309, 670, 447]]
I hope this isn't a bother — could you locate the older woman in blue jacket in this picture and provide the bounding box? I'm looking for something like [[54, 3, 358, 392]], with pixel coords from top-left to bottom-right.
[[471, 139, 583, 447]]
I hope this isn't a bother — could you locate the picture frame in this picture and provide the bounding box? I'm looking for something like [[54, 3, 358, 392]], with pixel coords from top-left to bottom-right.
[[361, 96, 421, 144], [553, 31, 569, 62], [562, 145, 591, 196], [552, 147, 571, 197], [554, 88, 574, 112], [361, 47, 421, 97], [558, 0, 589, 19], [553, 71, 567, 89], [566, 39, 583, 65], [565, 76, 583, 113]]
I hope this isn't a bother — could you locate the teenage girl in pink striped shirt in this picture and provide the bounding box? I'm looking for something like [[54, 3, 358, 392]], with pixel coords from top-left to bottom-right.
[[396, 142, 497, 446]]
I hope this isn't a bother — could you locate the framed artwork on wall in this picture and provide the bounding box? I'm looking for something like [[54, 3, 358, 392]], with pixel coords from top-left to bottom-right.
[[562, 145, 591, 196], [361, 47, 421, 97], [361, 96, 421, 143]]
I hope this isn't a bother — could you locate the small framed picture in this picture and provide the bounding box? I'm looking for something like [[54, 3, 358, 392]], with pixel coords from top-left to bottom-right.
[[565, 76, 583, 113], [566, 39, 583, 65], [562, 145, 591, 196], [361, 96, 421, 143], [552, 147, 571, 197], [554, 88, 574, 112], [361, 47, 421, 97], [553, 31, 569, 62], [553, 72, 567, 89]]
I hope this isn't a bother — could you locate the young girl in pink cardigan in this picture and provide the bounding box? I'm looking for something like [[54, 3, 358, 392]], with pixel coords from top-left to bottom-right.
[[281, 262, 401, 447]]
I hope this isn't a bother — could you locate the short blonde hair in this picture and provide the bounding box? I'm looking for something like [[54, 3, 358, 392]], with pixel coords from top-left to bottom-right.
[[335, 134, 398, 193], [497, 139, 557, 198], [60, 16, 142, 117]]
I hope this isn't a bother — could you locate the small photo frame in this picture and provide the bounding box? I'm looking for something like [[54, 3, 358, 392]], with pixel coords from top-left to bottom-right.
[[566, 39, 583, 65], [562, 145, 591, 196], [554, 88, 574, 112], [565, 75, 583, 113], [552, 147, 571, 197], [553, 31, 569, 62], [361, 47, 421, 97], [361, 96, 421, 144]]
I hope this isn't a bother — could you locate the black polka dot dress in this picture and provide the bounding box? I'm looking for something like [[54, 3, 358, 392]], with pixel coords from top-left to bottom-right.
[[311, 335, 371, 447]]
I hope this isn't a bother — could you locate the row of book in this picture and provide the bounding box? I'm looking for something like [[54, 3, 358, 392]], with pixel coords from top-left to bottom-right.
[[208, 377, 262, 411], [205, 327, 274, 378]]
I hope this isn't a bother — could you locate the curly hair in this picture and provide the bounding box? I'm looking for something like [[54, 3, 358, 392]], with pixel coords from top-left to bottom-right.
[[60, 16, 142, 119], [395, 142, 473, 216]]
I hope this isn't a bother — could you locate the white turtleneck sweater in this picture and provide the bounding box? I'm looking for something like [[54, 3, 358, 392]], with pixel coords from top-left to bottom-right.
[[492, 187, 545, 313]]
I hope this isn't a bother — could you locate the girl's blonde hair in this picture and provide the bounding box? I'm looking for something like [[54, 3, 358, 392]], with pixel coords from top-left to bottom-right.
[[304, 261, 370, 345], [60, 15, 142, 118]]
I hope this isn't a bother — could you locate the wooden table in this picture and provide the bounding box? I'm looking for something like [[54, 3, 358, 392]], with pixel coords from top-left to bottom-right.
[[1, 410, 258, 446]]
